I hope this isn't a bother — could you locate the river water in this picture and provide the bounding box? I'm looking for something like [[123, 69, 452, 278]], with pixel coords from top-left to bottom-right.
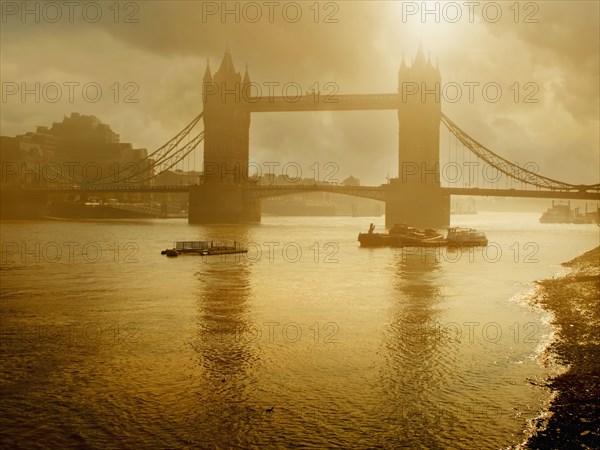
[[1, 213, 598, 449]]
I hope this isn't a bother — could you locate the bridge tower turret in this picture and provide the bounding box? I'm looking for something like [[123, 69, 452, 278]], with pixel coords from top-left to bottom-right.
[[202, 49, 251, 184], [189, 50, 260, 223], [385, 46, 450, 228]]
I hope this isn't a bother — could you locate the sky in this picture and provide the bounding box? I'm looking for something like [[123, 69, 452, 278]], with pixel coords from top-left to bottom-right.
[[1, 0, 598, 186]]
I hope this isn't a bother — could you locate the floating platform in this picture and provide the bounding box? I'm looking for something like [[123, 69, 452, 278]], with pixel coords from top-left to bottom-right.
[[161, 240, 247, 257]]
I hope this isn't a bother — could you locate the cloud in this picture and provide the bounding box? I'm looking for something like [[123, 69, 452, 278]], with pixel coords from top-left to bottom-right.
[[1, 1, 598, 185], [482, 1, 599, 123]]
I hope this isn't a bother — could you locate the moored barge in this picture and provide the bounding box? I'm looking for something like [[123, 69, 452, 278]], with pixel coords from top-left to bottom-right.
[[358, 223, 446, 247], [161, 241, 247, 257], [358, 224, 488, 248]]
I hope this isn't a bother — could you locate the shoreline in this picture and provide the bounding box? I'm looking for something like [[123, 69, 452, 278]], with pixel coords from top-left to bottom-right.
[[525, 246, 600, 448]]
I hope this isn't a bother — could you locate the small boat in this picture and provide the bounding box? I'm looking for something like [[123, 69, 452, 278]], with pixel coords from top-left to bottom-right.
[[161, 240, 247, 257], [357, 223, 390, 247], [358, 223, 446, 247], [164, 248, 178, 257], [445, 227, 488, 246]]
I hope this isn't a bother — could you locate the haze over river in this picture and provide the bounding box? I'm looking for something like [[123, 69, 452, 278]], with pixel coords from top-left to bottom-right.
[[1, 213, 598, 448]]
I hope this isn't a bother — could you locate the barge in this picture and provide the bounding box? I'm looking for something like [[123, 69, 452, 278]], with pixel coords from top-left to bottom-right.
[[358, 223, 488, 248], [539, 201, 599, 224], [358, 223, 446, 247], [161, 240, 247, 257]]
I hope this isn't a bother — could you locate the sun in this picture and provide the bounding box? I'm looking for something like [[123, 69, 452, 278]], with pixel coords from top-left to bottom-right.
[[388, 1, 468, 49]]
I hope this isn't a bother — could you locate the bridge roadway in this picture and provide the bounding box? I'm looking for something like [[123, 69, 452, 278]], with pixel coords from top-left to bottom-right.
[[444, 187, 599, 201], [250, 185, 599, 201], [10, 184, 600, 200]]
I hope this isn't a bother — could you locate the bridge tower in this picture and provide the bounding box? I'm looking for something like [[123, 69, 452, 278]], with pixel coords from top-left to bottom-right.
[[385, 47, 450, 228], [189, 50, 261, 223]]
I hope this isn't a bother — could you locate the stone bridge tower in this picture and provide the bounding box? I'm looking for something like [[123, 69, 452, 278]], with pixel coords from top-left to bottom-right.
[[385, 46, 450, 228], [189, 50, 260, 223]]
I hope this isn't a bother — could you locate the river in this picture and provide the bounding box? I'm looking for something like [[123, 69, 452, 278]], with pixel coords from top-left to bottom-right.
[[1, 213, 598, 448]]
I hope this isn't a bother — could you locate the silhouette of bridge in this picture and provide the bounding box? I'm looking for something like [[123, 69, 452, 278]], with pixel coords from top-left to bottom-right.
[[26, 183, 596, 202], [8, 49, 599, 226]]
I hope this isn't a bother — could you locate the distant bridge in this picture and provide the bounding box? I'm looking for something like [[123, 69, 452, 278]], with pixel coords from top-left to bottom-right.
[[16, 183, 599, 201]]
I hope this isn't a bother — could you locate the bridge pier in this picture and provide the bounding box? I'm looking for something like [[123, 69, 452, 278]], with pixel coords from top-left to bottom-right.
[[385, 179, 450, 229], [188, 184, 261, 224]]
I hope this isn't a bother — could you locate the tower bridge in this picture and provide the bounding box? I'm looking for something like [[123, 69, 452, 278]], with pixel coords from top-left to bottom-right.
[[4, 48, 599, 226], [193, 47, 450, 226]]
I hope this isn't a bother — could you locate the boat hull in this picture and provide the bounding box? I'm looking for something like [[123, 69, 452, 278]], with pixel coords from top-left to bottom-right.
[[358, 233, 447, 248], [358, 224, 488, 248]]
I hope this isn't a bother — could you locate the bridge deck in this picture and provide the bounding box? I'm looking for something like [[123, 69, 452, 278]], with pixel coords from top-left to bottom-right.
[[445, 187, 599, 200], [8, 184, 599, 200], [9, 185, 192, 193]]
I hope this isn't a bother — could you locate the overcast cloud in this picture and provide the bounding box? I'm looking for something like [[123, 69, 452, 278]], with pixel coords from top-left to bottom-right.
[[1, 1, 598, 185]]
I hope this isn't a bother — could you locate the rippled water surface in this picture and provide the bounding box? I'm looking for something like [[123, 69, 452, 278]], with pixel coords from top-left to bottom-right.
[[1, 213, 598, 448]]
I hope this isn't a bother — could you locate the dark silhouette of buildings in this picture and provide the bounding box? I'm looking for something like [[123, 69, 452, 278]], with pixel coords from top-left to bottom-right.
[[1, 112, 147, 187], [0, 113, 149, 218]]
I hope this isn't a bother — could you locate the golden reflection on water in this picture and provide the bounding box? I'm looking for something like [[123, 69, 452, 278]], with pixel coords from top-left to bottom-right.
[[1, 216, 597, 448], [373, 248, 457, 446]]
